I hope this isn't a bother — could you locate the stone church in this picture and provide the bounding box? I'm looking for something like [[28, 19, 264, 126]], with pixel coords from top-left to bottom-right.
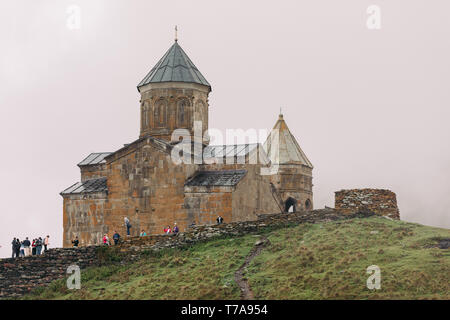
[[60, 39, 314, 247]]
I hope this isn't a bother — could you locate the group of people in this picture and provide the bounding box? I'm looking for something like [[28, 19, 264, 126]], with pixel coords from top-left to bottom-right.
[[102, 231, 122, 246], [11, 236, 50, 258], [163, 223, 179, 235], [69, 215, 226, 248]]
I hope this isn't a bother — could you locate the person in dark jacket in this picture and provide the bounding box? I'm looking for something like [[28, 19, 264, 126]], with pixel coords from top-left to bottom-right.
[[11, 238, 17, 258], [14, 239, 21, 258], [72, 236, 79, 247], [23, 237, 31, 256], [216, 215, 224, 225], [36, 237, 43, 255], [113, 231, 121, 245], [32, 239, 36, 255], [172, 223, 179, 235]]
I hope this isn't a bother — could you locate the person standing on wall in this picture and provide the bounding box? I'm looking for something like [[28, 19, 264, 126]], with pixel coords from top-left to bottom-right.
[[44, 235, 50, 252], [172, 223, 179, 235], [36, 237, 43, 255], [11, 238, 17, 258], [20, 241, 25, 257], [216, 215, 224, 225], [31, 239, 36, 255], [124, 217, 132, 236], [72, 236, 79, 247], [103, 234, 110, 246], [113, 231, 121, 245], [23, 237, 31, 256], [15, 239, 21, 258]]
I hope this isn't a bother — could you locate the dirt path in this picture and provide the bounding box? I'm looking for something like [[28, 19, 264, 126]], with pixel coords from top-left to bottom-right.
[[234, 236, 270, 300]]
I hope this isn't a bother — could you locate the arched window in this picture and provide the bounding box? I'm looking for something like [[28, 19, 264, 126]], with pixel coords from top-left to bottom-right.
[[142, 102, 149, 128], [285, 197, 297, 213], [305, 199, 312, 210], [154, 99, 167, 127], [177, 99, 190, 127]]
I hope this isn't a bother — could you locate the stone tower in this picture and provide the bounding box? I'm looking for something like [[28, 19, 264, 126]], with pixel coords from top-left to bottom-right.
[[264, 113, 313, 212], [137, 40, 211, 142]]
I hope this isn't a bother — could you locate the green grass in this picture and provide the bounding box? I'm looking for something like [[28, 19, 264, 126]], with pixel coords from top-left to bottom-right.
[[24, 217, 450, 300], [247, 217, 450, 299]]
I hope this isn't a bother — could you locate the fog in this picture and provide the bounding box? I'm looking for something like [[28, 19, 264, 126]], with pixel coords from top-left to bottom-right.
[[1, 0, 449, 258]]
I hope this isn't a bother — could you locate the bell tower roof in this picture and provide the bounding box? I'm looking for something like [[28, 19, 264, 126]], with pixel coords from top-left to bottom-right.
[[263, 113, 313, 168], [137, 41, 211, 91]]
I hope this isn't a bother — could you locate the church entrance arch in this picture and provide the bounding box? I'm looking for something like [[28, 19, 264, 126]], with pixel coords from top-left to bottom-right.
[[285, 197, 297, 213]]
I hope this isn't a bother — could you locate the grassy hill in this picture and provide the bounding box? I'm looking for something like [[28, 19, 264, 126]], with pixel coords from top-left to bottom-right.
[[25, 216, 449, 300]]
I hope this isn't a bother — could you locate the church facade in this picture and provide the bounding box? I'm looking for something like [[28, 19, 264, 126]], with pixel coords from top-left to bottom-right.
[[60, 40, 314, 247]]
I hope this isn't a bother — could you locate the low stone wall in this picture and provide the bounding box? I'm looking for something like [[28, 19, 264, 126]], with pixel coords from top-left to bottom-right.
[[335, 189, 400, 219], [0, 208, 374, 299], [117, 208, 370, 251], [0, 247, 99, 298]]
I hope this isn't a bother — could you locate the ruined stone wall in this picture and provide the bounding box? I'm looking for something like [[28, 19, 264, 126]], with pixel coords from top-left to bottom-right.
[[335, 189, 400, 219]]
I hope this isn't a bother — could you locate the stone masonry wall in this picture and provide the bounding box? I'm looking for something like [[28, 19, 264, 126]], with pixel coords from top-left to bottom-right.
[[1, 208, 374, 299], [0, 247, 100, 298], [335, 189, 400, 219]]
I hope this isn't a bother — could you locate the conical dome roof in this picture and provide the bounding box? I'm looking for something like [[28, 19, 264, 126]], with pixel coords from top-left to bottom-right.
[[137, 41, 210, 90], [263, 114, 313, 168]]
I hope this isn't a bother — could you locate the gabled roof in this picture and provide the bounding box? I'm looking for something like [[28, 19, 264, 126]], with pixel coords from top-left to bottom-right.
[[78, 153, 112, 166], [137, 41, 211, 90], [202, 143, 270, 165], [263, 114, 313, 168], [185, 170, 247, 187], [60, 177, 107, 195], [203, 143, 259, 158]]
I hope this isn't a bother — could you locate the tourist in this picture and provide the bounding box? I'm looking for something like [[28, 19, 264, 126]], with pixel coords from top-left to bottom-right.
[[103, 234, 110, 246], [23, 237, 31, 256], [140, 230, 146, 236], [173, 223, 179, 235], [44, 235, 50, 251], [124, 217, 132, 236], [113, 231, 121, 245], [32, 239, 36, 255], [216, 215, 224, 225], [72, 236, 79, 247], [20, 241, 25, 257], [36, 237, 43, 255], [12, 238, 21, 259], [164, 226, 171, 234], [11, 238, 17, 258]]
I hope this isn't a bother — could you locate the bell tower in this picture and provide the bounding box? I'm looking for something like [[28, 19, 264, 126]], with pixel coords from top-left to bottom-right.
[[137, 39, 211, 142], [264, 113, 314, 212]]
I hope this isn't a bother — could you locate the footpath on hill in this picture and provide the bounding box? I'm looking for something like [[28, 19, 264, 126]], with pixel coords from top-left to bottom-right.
[[1, 208, 373, 299]]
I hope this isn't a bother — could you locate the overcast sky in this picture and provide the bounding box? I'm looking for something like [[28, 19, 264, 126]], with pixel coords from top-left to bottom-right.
[[1, 0, 449, 257]]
